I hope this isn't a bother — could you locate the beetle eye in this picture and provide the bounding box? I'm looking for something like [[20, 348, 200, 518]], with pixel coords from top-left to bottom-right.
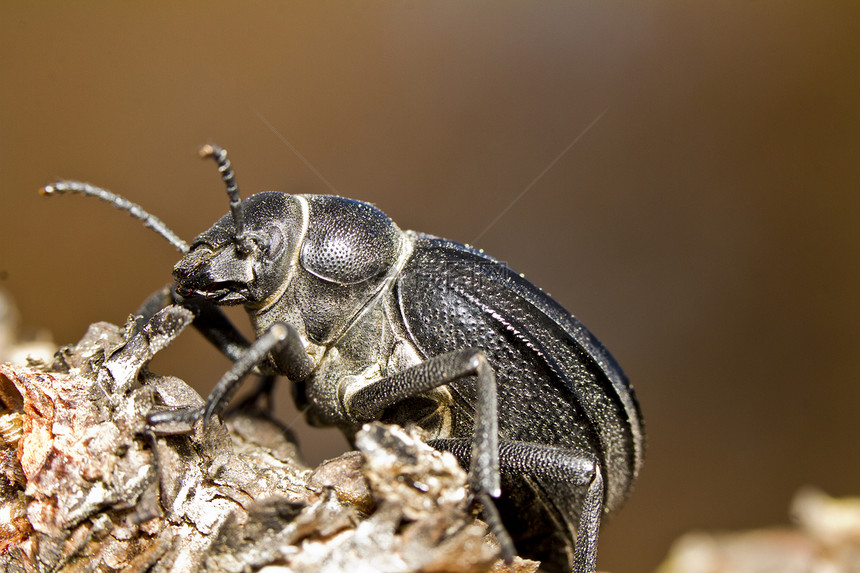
[[194, 244, 214, 257], [266, 227, 283, 259]]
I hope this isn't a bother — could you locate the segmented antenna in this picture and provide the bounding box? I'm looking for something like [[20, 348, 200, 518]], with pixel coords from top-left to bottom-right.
[[199, 144, 254, 254], [40, 181, 189, 253]]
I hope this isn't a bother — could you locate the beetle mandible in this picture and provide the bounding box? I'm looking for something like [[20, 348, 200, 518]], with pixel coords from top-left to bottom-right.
[[42, 144, 644, 573]]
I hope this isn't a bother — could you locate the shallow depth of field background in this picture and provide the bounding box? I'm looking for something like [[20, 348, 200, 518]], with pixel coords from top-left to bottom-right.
[[2, 3, 859, 571]]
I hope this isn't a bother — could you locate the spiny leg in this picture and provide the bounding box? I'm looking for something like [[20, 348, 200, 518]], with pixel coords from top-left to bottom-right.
[[344, 348, 512, 560]]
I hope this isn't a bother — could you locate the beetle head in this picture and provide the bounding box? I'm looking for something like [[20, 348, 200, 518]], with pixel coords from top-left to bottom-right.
[[173, 192, 304, 309], [174, 144, 406, 345]]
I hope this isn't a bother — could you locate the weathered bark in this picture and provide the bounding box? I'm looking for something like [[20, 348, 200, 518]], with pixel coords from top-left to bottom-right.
[[0, 305, 537, 573], [6, 292, 859, 573]]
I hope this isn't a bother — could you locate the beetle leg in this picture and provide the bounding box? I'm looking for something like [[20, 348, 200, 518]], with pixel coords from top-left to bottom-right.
[[134, 286, 175, 326], [430, 438, 604, 573], [182, 297, 253, 363], [147, 405, 204, 435], [344, 348, 512, 559], [147, 322, 310, 431], [346, 349, 498, 490], [136, 288, 285, 417], [198, 322, 311, 428], [573, 461, 603, 573]]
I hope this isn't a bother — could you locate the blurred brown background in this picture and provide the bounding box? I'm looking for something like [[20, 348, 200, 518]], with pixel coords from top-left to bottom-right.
[[2, 2, 859, 571]]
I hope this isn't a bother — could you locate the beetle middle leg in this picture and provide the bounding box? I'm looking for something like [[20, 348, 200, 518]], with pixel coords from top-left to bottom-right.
[[344, 348, 515, 561]]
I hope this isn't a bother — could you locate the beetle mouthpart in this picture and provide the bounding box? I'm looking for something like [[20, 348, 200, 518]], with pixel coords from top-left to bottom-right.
[[173, 248, 214, 283], [175, 281, 250, 304]]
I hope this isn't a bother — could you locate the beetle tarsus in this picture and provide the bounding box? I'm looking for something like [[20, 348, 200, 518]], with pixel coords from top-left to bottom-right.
[[147, 405, 204, 435], [476, 492, 516, 564]]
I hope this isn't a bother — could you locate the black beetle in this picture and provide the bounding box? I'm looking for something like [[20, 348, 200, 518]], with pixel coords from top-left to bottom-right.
[[42, 144, 644, 573]]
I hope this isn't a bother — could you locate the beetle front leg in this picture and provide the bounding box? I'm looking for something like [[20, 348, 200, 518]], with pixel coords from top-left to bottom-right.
[[137, 287, 285, 415], [147, 322, 312, 432], [344, 348, 512, 560]]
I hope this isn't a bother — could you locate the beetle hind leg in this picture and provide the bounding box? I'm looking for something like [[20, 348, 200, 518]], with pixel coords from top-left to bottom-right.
[[430, 438, 604, 573], [572, 461, 602, 573]]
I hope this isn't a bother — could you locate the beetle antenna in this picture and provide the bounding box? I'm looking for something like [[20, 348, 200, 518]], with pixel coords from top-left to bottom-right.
[[199, 144, 254, 253], [40, 181, 189, 253]]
